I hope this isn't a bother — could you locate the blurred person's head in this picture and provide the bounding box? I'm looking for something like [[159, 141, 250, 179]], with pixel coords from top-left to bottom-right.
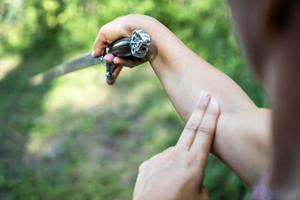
[[228, 0, 300, 91], [228, 0, 300, 193]]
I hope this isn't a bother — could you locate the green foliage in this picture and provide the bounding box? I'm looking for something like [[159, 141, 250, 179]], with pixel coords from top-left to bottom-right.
[[0, 0, 266, 199]]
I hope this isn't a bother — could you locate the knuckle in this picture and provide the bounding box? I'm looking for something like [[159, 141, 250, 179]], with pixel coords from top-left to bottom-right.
[[164, 147, 182, 159], [126, 13, 140, 19], [120, 14, 130, 21], [116, 15, 127, 25], [138, 161, 148, 172], [162, 146, 173, 153], [198, 116, 219, 133], [186, 154, 196, 165], [97, 27, 109, 44], [99, 25, 108, 35], [166, 147, 176, 154], [206, 107, 220, 115], [197, 125, 213, 134], [196, 100, 209, 110], [184, 122, 198, 131]]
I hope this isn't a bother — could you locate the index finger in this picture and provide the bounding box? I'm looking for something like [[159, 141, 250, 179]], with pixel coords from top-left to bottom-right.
[[176, 92, 211, 150], [93, 18, 131, 57], [190, 97, 220, 162]]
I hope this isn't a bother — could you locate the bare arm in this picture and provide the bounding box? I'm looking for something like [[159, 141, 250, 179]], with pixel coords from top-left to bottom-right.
[[94, 14, 271, 186]]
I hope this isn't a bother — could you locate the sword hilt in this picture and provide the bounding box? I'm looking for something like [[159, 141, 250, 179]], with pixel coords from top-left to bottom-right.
[[104, 29, 150, 80]]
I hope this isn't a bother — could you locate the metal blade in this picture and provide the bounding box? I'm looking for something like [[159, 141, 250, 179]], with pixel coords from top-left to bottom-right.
[[29, 52, 104, 86]]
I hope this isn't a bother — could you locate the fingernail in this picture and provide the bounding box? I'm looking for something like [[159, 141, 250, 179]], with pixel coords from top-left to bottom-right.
[[106, 79, 114, 85], [103, 75, 114, 85], [91, 51, 95, 57], [197, 91, 210, 103]]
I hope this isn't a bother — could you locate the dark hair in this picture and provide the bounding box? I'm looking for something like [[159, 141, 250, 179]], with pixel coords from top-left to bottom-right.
[[267, 0, 300, 33]]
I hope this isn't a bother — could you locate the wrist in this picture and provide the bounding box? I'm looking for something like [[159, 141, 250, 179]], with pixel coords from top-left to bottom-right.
[[124, 14, 160, 32]]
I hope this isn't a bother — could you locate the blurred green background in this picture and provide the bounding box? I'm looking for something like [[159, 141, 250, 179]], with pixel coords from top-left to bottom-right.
[[0, 0, 266, 199]]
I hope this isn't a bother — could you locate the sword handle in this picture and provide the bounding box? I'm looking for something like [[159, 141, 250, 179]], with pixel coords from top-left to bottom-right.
[[107, 29, 150, 58], [104, 29, 150, 80], [108, 37, 132, 57]]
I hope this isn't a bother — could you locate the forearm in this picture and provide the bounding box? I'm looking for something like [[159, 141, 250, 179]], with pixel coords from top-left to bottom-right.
[[131, 16, 255, 113], [103, 14, 254, 114], [131, 15, 271, 184], [218, 109, 271, 185], [100, 14, 265, 186], [117, 14, 268, 185]]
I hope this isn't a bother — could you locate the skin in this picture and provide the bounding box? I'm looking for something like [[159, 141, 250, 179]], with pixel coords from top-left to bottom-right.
[[133, 92, 219, 200], [93, 14, 271, 187]]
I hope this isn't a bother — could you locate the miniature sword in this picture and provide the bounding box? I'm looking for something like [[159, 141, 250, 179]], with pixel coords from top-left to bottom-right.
[[29, 29, 150, 86]]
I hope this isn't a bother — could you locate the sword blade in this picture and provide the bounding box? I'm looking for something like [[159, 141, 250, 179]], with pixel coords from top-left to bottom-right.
[[29, 52, 104, 86]]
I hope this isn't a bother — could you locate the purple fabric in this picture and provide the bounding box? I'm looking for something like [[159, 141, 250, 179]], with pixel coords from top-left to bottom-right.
[[251, 179, 273, 200]]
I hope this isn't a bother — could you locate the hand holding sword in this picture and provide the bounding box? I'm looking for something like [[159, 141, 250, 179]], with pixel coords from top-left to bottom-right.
[[29, 29, 150, 86]]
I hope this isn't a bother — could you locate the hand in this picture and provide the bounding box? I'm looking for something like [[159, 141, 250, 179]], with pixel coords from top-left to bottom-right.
[[133, 92, 220, 200], [93, 14, 159, 85]]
